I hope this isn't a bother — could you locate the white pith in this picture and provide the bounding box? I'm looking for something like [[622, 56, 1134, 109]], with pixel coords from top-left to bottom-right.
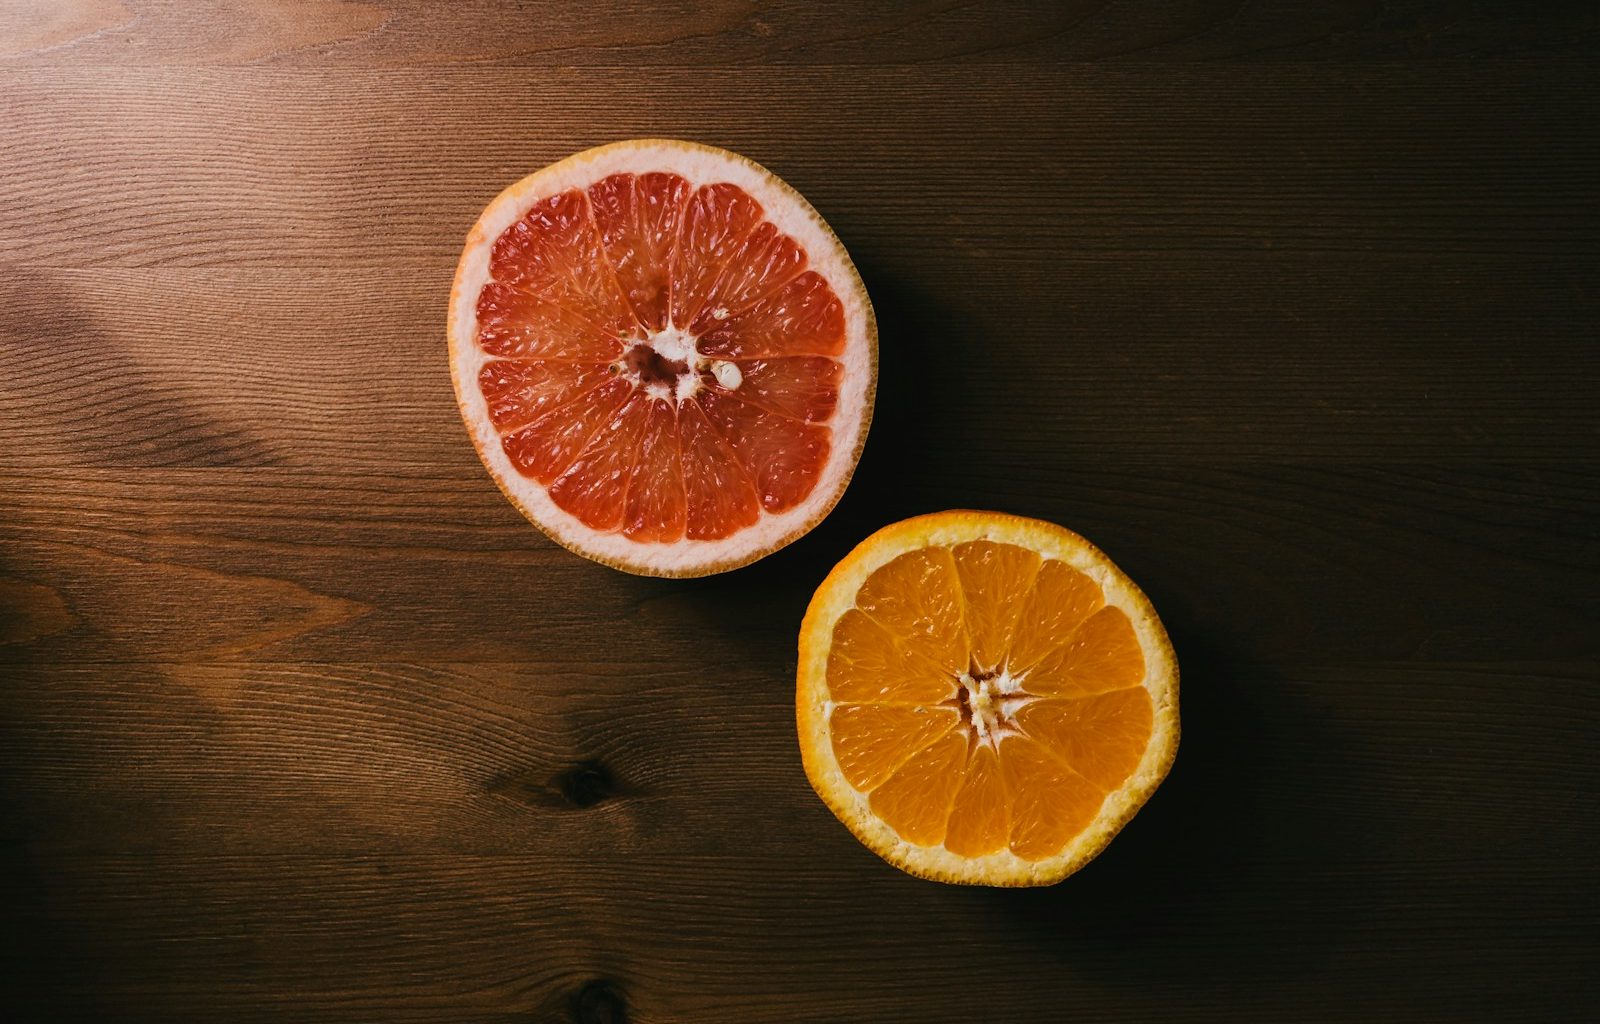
[[618, 327, 703, 403], [449, 140, 876, 576], [797, 512, 1180, 887], [957, 668, 1037, 750]]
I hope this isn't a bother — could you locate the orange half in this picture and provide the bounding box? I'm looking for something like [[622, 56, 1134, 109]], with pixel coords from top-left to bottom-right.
[[797, 511, 1179, 885]]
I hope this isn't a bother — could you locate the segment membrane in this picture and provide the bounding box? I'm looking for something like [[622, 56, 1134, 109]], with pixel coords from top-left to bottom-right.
[[826, 609, 959, 705], [829, 703, 959, 793], [1006, 560, 1105, 672], [1023, 606, 1145, 698], [943, 745, 1010, 858], [999, 736, 1106, 861], [853, 547, 968, 674], [951, 541, 1042, 673], [867, 730, 970, 847], [1013, 689, 1154, 791]]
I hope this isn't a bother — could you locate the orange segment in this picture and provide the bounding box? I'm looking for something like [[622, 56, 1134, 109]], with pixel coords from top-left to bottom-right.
[[797, 511, 1177, 886], [829, 704, 959, 793], [951, 540, 1041, 673], [826, 609, 956, 705], [998, 736, 1106, 861], [853, 548, 968, 674], [1024, 606, 1145, 698], [1006, 560, 1105, 672], [1013, 690, 1154, 791], [867, 731, 969, 847], [942, 745, 1009, 858]]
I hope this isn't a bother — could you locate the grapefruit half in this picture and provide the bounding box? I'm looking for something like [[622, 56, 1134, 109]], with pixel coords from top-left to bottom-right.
[[449, 140, 877, 576]]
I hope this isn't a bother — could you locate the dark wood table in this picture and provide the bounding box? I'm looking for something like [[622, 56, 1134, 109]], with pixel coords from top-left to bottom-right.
[[3, 3, 1597, 1021]]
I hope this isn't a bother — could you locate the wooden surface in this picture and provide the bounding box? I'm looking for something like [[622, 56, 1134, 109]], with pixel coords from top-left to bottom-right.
[[3, 2, 1598, 1021]]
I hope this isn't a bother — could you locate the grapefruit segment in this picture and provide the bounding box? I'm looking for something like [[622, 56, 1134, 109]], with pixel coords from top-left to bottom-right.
[[586, 172, 690, 333], [696, 271, 845, 359], [797, 511, 1179, 886], [500, 377, 632, 483], [621, 399, 686, 542], [475, 281, 624, 361], [731, 357, 841, 422], [489, 191, 635, 339], [478, 360, 613, 433], [686, 221, 807, 336], [487, 191, 584, 290], [677, 400, 761, 541], [451, 141, 875, 575], [547, 391, 655, 531], [671, 183, 765, 329], [698, 390, 829, 514]]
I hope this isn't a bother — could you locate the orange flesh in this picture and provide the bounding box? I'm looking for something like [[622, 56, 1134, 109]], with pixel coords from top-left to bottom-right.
[[825, 543, 1153, 860], [474, 174, 847, 541]]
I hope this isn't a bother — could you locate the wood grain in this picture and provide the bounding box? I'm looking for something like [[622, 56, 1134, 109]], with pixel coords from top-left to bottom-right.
[[1, 259, 1596, 470], [3, 658, 1595, 1020], [5, 64, 1597, 270], [3, 0, 1595, 67], [0, 464, 1594, 666], [2, 2, 1598, 1021]]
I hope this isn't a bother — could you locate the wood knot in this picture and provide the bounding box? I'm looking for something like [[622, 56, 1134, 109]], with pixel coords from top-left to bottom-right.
[[572, 979, 627, 1024], [556, 761, 613, 808]]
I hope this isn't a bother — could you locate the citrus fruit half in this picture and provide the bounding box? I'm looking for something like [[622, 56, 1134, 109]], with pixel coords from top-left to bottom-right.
[[449, 140, 876, 576], [797, 511, 1179, 885]]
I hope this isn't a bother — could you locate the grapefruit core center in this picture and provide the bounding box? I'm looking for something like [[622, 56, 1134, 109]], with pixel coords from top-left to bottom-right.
[[614, 326, 742, 405]]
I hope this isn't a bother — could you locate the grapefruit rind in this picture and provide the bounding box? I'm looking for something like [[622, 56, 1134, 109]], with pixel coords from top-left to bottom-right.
[[449, 139, 877, 577], [797, 511, 1180, 886]]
